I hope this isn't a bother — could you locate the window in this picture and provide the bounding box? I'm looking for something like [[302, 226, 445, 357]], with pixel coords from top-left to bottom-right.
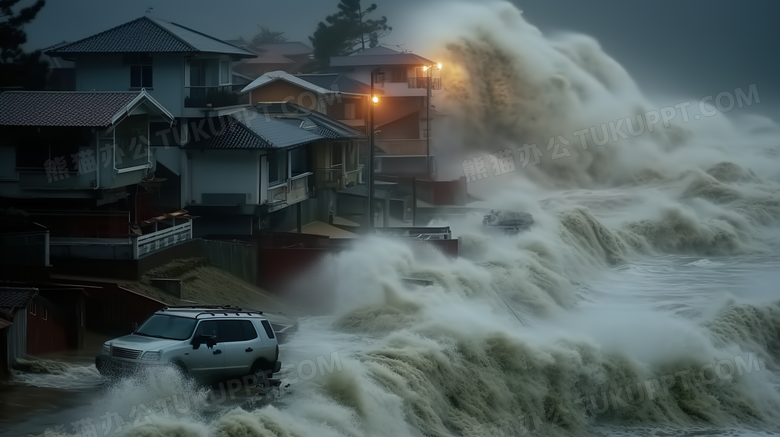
[[136, 315, 198, 341], [389, 67, 408, 83], [267, 152, 287, 185], [219, 60, 231, 85], [344, 103, 355, 120], [43, 308, 48, 321], [331, 143, 343, 167], [261, 320, 275, 339], [216, 320, 244, 342], [194, 320, 219, 339], [29, 303, 36, 316], [241, 321, 258, 340], [127, 54, 153, 88], [16, 137, 80, 171]]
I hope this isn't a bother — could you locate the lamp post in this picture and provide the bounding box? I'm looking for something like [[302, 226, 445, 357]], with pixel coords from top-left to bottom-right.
[[424, 63, 441, 180], [368, 67, 383, 232]]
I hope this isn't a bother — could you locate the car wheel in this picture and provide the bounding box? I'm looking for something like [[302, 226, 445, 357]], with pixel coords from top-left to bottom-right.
[[250, 360, 271, 386], [170, 360, 188, 376]]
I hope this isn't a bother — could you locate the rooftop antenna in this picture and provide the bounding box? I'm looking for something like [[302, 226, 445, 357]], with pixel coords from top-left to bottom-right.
[[145, 7, 153, 14]]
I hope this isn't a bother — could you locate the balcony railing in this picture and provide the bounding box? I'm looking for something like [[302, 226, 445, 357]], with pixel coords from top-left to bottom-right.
[[266, 173, 312, 209], [287, 172, 312, 204], [315, 165, 363, 190], [408, 77, 442, 90], [134, 221, 192, 258], [184, 84, 249, 108]]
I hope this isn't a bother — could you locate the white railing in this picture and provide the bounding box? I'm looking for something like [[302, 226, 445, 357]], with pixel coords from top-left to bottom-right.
[[133, 221, 192, 258], [287, 172, 311, 203]]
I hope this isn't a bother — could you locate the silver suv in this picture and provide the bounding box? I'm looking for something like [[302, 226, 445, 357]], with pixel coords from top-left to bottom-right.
[[96, 306, 281, 384]]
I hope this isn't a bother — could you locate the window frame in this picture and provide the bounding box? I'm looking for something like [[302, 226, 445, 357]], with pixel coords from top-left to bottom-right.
[[260, 320, 275, 339], [128, 53, 154, 89], [219, 60, 231, 86]]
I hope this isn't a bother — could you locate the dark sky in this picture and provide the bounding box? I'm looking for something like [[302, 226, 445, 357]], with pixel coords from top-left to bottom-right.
[[19, 0, 779, 119]]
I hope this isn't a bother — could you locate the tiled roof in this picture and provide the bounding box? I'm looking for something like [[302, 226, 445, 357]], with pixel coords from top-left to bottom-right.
[[186, 104, 364, 150], [0, 287, 38, 309], [330, 51, 435, 67], [0, 91, 137, 127], [254, 103, 365, 140], [0, 91, 173, 127], [297, 74, 378, 96], [242, 70, 380, 96], [186, 110, 320, 150], [46, 17, 253, 57]]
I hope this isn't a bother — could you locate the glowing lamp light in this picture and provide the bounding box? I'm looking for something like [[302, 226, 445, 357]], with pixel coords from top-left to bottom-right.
[[372, 96, 379, 103], [423, 66, 428, 72], [437, 63, 442, 70]]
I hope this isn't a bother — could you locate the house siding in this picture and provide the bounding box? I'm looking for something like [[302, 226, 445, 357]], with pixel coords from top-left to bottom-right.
[[189, 150, 261, 205]]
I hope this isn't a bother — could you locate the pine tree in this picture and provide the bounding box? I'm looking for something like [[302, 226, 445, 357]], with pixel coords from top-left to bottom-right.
[[0, 0, 49, 90], [308, 0, 391, 70]]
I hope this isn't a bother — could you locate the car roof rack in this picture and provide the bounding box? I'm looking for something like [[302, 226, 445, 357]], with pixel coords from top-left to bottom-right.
[[159, 305, 263, 315]]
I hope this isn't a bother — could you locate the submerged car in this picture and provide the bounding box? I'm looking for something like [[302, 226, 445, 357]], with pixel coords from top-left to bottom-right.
[[96, 306, 281, 384], [482, 210, 534, 234]]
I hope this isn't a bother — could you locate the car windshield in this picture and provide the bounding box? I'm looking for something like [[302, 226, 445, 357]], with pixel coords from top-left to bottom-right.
[[134, 315, 197, 341]]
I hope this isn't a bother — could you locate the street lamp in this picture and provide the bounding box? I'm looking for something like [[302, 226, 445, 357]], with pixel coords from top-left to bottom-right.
[[423, 63, 441, 179], [368, 67, 384, 232]]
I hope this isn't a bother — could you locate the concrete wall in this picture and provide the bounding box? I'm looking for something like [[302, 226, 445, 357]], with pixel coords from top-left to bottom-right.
[[75, 54, 185, 117], [188, 149, 261, 205]]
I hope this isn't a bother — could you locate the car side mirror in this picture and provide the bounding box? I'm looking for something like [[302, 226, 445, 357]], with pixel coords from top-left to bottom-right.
[[192, 335, 216, 350]]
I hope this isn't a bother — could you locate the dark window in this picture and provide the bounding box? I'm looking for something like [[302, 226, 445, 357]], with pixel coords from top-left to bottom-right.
[[194, 320, 219, 339], [43, 308, 48, 321], [217, 320, 244, 342], [16, 138, 49, 169], [240, 321, 258, 340], [331, 143, 343, 167], [128, 54, 153, 88], [260, 320, 275, 339], [29, 303, 36, 316], [389, 67, 407, 83]]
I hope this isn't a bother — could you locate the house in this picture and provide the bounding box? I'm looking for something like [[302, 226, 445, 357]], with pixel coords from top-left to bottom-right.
[[0, 90, 199, 260], [0, 16, 268, 263], [45, 16, 256, 119], [229, 41, 313, 78], [241, 70, 381, 132], [329, 46, 443, 178], [182, 102, 365, 236]]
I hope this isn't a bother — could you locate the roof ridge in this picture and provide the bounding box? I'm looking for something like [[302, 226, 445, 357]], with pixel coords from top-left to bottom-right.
[[152, 17, 252, 55], [143, 16, 199, 51], [46, 17, 148, 54]]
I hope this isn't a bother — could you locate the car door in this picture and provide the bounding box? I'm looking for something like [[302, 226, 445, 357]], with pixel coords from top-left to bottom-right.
[[181, 320, 225, 381], [219, 320, 261, 379]]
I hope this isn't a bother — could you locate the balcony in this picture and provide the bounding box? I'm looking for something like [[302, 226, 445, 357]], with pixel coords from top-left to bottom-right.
[[266, 173, 312, 211], [134, 221, 193, 258], [316, 165, 363, 190], [408, 77, 442, 90], [184, 85, 250, 108]]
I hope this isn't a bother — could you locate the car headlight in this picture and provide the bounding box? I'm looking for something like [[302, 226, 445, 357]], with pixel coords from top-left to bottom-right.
[[101, 344, 110, 355], [140, 351, 161, 361]]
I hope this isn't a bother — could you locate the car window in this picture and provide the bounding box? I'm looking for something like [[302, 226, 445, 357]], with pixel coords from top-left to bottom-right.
[[261, 320, 275, 339], [194, 320, 219, 340], [241, 320, 258, 340], [217, 320, 245, 342], [135, 315, 197, 341]]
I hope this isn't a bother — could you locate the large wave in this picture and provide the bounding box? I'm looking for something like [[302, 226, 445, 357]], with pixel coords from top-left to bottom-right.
[[66, 2, 780, 436]]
